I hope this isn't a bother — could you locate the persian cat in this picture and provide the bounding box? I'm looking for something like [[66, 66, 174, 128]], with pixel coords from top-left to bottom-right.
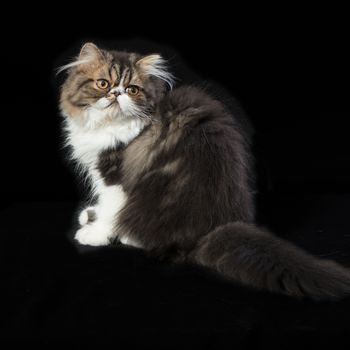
[[59, 42, 350, 300]]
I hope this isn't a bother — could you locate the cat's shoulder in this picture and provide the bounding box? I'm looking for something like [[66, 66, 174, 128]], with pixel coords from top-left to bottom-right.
[[157, 85, 228, 123], [161, 85, 221, 109]]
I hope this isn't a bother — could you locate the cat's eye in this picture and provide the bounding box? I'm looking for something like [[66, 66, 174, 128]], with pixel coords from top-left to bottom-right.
[[96, 79, 110, 89], [126, 85, 140, 96]]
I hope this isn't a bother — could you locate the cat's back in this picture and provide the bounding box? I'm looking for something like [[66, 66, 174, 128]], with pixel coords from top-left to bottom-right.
[[119, 85, 255, 250], [124, 85, 253, 185], [123, 85, 255, 217]]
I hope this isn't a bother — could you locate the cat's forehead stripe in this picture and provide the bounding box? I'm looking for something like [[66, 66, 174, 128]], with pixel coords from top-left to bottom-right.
[[114, 63, 120, 77], [119, 67, 128, 86], [116, 65, 133, 87]]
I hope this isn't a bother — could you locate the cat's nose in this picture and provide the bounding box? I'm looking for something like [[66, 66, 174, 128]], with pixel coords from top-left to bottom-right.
[[110, 90, 121, 97]]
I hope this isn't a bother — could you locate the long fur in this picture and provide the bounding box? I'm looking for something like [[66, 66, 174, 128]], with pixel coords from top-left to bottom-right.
[[56, 59, 91, 75], [137, 55, 175, 89], [191, 222, 350, 300]]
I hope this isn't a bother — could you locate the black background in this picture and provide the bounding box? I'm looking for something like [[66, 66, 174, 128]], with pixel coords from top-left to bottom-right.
[[2, 4, 350, 349], [2, 5, 349, 202]]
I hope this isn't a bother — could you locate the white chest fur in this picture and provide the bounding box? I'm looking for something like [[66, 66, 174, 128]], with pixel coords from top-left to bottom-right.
[[65, 116, 145, 169]]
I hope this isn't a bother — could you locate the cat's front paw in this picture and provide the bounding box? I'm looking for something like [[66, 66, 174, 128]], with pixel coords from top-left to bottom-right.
[[75, 223, 112, 246], [78, 207, 97, 226]]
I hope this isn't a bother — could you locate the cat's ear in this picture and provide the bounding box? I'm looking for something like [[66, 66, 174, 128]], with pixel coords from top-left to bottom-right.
[[78, 42, 104, 62], [57, 42, 104, 74], [136, 54, 174, 89]]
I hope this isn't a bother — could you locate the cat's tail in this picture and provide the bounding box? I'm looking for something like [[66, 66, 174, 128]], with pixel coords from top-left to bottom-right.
[[189, 222, 350, 300]]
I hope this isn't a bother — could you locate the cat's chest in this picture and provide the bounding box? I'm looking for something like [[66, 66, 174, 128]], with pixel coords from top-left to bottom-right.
[[65, 118, 145, 168], [68, 128, 120, 167]]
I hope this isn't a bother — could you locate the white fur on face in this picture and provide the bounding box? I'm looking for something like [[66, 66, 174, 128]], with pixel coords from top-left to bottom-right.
[[83, 97, 120, 129], [117, 94, 149, 119], [94, 97, 113, 109]]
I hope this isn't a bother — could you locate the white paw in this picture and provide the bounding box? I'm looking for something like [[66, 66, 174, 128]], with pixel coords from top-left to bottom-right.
[[74, 223, 112, 246], [78, 207, 96, 226]]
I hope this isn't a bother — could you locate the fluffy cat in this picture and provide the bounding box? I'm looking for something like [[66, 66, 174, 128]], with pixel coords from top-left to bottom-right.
[[59, 42, 350, 300]]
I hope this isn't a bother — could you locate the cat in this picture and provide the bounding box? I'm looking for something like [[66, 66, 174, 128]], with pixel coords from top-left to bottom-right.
[[59, 42, 350, 300]]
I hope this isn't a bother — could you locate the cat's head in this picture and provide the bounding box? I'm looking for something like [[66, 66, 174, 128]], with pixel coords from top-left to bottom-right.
[[59, 43, 173, 128]]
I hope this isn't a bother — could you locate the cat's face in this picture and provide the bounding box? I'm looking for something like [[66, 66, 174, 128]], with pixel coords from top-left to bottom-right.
[[60, 43, 173, 128]]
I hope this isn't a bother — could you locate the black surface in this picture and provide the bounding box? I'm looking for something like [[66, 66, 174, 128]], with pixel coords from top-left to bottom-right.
[[2, 195, 350, 348], [2, 4, 350, 349]]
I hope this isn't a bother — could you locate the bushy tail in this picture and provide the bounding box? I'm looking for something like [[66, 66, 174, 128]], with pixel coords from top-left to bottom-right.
[[190, 222, 350, 300]]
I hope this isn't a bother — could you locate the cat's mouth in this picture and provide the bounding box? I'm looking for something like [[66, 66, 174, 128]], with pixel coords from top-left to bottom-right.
[[105, 98, 119, 109], [106, 100, 118, 108]]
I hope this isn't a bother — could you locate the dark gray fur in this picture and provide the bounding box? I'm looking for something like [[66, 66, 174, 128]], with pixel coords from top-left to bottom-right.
[[94, 72, 350, 301]]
